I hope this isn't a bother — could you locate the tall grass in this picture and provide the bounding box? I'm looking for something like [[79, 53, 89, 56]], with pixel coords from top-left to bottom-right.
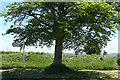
[[63, 54, 118, 70], [1, 51, 119, 70]]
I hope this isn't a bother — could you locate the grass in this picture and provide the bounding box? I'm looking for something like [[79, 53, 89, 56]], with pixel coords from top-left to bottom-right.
[[1, 52, 119, 70], [2, 53, 53, 69], [1, 51, 120, 79], [62, 54, 118, 70], [2, 68, 112, 80]]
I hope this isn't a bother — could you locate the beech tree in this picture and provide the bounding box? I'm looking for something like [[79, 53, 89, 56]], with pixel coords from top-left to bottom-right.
[[2, 2, 119, 65]]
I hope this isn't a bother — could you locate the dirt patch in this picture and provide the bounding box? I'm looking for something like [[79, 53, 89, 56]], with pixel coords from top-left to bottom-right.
[[79, 70, 120, 79]]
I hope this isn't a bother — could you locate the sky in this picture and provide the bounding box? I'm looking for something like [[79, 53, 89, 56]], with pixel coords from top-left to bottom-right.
[[0, 2, 119, 54]]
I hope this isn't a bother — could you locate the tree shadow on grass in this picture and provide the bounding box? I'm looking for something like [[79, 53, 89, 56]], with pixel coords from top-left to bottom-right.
[[2, 70, 113, 80], [2, 64, 114, 80]]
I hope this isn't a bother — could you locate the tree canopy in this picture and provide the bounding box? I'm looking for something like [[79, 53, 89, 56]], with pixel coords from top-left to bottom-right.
[[2, 2, 119, 65]]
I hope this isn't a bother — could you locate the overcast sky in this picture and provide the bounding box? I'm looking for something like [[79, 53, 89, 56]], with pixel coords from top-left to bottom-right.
[[0, 2, 118, 54]]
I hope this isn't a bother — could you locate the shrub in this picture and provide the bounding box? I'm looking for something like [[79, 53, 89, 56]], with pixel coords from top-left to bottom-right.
[[117, 54, 120, 66], [0, 51, 22, 54]]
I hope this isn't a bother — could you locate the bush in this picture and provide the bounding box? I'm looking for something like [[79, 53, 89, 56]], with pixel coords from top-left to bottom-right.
[[27, 51, 34, 54], [83, 43, 102, 55], [117, 54, 120, 66], [27, 51, 49, 55], [0, 51, 22, 54]]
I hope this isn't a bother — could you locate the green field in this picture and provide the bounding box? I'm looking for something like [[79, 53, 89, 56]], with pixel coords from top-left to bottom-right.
[[1, 51, 119, 79], [1, 51, 119, 70]]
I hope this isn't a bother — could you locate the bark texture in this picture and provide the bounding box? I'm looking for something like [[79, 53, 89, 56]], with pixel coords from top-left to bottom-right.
[[53, 38, 63, 65]]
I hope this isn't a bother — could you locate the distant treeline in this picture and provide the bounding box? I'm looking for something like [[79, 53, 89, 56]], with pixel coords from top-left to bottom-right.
[[0, 51, 49, 55], [0, 51, 119, 57]]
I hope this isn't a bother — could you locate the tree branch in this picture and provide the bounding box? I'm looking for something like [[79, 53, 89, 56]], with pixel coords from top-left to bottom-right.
[[28, 10, 50, 26]]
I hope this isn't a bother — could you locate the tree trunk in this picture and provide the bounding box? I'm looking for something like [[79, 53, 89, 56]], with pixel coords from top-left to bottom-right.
[[53, 38, 63, 65]]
